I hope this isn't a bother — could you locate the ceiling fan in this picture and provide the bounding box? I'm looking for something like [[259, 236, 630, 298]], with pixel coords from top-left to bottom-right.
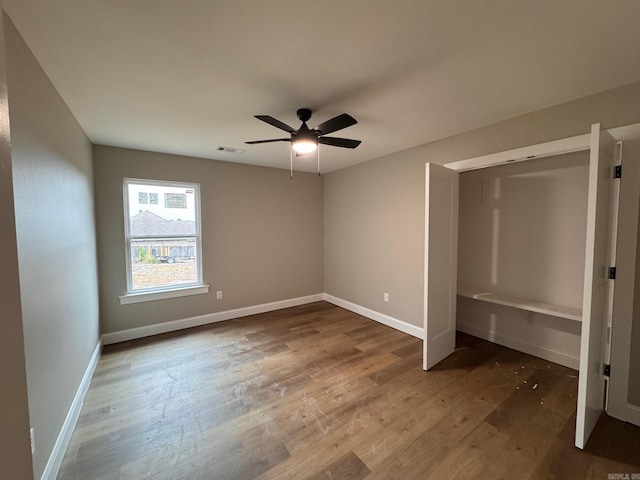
[[245, 108, 361, 176]]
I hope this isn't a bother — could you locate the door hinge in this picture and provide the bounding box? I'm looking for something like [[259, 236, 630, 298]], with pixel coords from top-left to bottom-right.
[[604, 363, 611, 377], [609, 267, 616, 280], [615, 165, 622, 178]]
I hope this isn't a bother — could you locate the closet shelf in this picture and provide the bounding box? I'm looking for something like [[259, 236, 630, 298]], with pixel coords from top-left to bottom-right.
[[457, 288, 582, 322]]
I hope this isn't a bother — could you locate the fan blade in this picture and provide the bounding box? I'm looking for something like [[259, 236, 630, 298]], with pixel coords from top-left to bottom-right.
[[255, 115, 297, 133], [312, 114, 357, 135], [245, 138, 291, 144], [319, 136, 361, 149]]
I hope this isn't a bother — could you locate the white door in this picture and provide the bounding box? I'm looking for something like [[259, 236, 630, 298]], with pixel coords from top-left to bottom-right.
[[608, 137, 640, 426], [424, 163, 459, 370], [575, 123, 617, 448]]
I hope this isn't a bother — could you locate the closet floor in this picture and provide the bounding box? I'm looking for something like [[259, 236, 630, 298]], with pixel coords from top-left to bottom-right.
[[57, 301, 640, 479]]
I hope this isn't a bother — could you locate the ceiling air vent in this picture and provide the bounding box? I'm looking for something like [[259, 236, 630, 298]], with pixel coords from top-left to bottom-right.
[[216, 146, 245, 154]]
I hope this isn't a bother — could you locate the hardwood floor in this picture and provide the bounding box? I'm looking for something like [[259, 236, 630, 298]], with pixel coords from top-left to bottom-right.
[[58, 302, 640, 479]]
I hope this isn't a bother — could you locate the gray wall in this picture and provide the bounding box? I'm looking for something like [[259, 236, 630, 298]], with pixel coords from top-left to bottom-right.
[[324, 80, 640, 329], [93, 146, 324, 334], [0, 10, 34, 480], [6, 14, 100, 479]]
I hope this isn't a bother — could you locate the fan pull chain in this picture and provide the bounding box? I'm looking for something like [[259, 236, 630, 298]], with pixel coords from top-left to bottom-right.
[[290, 146, 293, 180], [317, 145, 320, 177]]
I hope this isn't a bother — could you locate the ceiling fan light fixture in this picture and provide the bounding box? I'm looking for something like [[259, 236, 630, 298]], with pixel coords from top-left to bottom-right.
[[246, 109, 360, 172], [292, 138, 318, 155]]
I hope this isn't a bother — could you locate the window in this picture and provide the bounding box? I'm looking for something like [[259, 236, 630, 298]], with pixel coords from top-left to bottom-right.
[[122, 179, 205, 301]]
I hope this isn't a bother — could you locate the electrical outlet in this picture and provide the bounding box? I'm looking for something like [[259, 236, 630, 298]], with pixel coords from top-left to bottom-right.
[[216, 291, 223, 300], [384, 292, 389, 302], [30, 427, 35, 454]]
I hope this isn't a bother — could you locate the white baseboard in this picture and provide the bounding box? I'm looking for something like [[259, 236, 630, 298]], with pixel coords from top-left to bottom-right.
[[41, 340, 102, 480], [626, 403, 640, 427], [323, 293, 424, 339], [102, 293, 325, 345], [457, 322, 580, 370]]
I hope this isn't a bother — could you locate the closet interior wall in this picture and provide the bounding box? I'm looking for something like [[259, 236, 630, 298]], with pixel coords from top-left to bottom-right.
[[456, 151, 591, 369]]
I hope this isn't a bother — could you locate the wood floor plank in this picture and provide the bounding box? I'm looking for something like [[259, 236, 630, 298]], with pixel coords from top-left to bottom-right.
[[57, 302, 640, 480], [304, 451, 371, 480]]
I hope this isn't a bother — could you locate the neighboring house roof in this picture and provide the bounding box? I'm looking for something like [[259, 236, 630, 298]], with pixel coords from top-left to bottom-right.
[[130, 210, 195, 236]]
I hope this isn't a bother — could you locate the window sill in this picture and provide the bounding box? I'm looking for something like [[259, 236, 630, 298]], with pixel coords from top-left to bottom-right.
[[119, 285, 209, 305]]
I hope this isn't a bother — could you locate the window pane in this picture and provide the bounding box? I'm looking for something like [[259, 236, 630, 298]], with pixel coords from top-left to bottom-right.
[[164, 192, 187, 208], [130, 238, 198, 290], [127, 183, 196, 236]]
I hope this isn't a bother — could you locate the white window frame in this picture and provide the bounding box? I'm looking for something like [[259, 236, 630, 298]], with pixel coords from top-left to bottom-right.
[[120, 178, 208, 304]]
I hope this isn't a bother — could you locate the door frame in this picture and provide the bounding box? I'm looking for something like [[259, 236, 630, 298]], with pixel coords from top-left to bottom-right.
[[606, 123, 640, 427]]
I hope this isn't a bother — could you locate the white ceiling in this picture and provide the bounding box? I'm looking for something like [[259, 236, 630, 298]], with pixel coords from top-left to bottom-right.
[[4, 0, 640, 173]]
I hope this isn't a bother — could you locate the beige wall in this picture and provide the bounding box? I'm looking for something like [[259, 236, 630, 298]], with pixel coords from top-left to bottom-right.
[[6, 14, 100, 479], [93, 146, 324, 334], [324, 80, 640, 329], [324, 156, 424, 323], [458, 152, 589, 306], [0, 10, 34, 480]]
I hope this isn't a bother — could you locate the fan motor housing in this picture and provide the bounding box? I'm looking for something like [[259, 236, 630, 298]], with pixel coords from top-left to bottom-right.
[[292, 129, 317, 143], [296, 108, 312, 122]]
